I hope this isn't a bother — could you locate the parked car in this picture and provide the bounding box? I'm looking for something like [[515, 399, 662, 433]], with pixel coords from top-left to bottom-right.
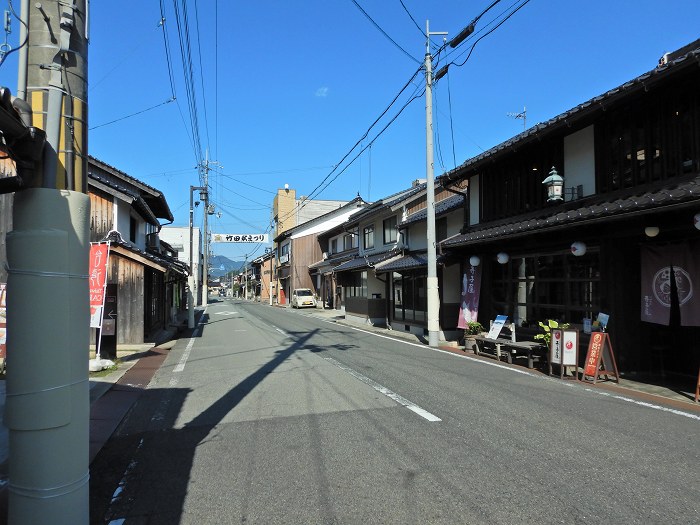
[[291, 288, 317, 308]]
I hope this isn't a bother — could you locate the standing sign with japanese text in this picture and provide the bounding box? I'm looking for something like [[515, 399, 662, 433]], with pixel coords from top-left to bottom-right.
[[89, 243, 110, 328], [582, 331, 619, 384], [549, 328, 579, 378], [0, 283, 6, 362]]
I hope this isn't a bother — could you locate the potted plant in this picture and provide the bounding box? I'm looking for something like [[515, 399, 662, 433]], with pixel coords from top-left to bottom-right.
[[533, 319, 570, 346], [463, 321, 484, 353]]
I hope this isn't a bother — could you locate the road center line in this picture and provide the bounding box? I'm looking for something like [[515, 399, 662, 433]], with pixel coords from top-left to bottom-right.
[[323, 357, 441, 422]]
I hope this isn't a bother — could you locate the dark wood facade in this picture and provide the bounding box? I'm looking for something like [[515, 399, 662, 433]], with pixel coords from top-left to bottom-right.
[[440, 42, 700, 385]]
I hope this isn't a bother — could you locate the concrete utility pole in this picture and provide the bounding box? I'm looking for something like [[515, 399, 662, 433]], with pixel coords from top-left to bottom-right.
[[423, 18, 474, 348], [189, 185, 205, 328], [424, 21, 447, 348], [5, 1, 90, 523]]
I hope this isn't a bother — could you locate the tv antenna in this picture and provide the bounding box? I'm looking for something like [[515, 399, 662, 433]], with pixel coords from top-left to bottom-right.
[[507, 106, 527, 131]]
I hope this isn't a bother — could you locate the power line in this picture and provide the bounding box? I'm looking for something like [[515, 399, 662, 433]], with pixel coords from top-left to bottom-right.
[[350, 0, 421, 65], [398, 0, 426, 40], [89, 98, 174, 130], [159, 1, 178, 99], [273, 66, 425, 228], [193, 0, 211, 153]]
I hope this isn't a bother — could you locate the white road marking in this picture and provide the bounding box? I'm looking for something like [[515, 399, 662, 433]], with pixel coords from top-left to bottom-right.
[[213, 311, 238, 315], [173, 307, 207, 374], [324, 357, 441, 422], [322, 320, 700, 422]]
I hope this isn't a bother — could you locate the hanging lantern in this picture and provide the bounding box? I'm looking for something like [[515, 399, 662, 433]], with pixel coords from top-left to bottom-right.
[[644, 226, 660, 238], [542, 166, 564, 202], [571, 241, 587, 256], [496, 252, 509, 264], [469, 255, 481, 267]]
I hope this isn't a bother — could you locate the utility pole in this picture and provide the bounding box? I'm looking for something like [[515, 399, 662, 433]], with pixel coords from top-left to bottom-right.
[[424, 21, 447, 348], [188, 185, 205, 328], [3, 1, 90, 523], [424, 19, 474, 348], [199, 150, 221, 307]]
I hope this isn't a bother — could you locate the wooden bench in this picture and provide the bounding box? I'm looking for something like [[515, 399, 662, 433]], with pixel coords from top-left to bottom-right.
[[470, 336, 546, 369]]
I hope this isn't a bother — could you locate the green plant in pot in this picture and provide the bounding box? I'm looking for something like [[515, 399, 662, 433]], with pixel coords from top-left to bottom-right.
[[533, 319, 569, 346], [465, 321, 484, 335], [463, 321, 484, 353]]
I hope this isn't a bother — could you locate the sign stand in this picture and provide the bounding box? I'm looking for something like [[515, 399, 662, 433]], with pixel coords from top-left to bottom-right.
[[582, 332, 619, 384], [549, 328, 579, 379], [89, 242, 110, 360]]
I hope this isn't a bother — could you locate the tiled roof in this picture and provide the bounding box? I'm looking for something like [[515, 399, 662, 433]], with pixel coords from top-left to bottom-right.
[[346, 184, 426, 224], [308, 252, 355, 270], [89, 172, 160, 226], [332, 250, 401, 272], [439, 43, 700, 184], [401, 194, 465, 226], [102, 230, 189, 276], [374, 251, 450, 272], [441, 174, 700, 248]]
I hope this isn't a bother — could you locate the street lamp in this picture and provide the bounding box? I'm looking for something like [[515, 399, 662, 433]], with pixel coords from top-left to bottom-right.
[[542, 166, 564, 202]]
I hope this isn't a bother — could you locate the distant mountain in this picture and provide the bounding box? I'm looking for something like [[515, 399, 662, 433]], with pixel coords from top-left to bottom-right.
[[209, 255, 245, 278]]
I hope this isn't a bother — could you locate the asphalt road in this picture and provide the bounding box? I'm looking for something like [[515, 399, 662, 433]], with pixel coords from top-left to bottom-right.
[[90, 299, 700, 524]]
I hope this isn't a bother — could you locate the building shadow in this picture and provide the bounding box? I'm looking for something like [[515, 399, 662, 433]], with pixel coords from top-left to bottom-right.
[[90, 329, 318, 524]]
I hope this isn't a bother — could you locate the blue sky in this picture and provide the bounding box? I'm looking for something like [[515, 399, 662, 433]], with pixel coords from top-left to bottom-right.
[[2, 1, 700, 262]]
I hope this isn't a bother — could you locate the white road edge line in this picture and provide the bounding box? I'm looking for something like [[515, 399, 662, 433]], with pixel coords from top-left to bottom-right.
[[324, 356, 441, 422], [173, 307, 207, 374], [323, 320, 700, 422]]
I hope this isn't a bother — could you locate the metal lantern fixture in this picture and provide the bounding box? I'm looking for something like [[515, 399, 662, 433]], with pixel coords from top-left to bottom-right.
[[469, 255, 481, 267], [542, 166, 564, 202], [496, 252, 509, 264], [571, 241, 587, 256]]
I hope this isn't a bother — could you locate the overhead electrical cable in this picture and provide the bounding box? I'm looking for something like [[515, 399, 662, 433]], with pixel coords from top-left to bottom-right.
[[398, 0, 426, 40], [172, 0, 204, 169], [273, 66, 425, 227], [350, 0, 421, 65], [159, 0, 178, 99], [193, 0, 212, 153], [89, 98, 175, 130]]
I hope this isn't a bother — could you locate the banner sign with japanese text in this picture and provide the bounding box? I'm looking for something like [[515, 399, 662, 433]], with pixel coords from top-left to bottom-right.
[[211, 233, 269, 244], [641, 241, 700, 326], [0, 283, 6, 360], [457, 262, 482, 329], [89, 243, 110, 328]]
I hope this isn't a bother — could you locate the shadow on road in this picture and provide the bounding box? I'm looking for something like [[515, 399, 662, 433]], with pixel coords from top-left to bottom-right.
[[90, 329, 319, 523]]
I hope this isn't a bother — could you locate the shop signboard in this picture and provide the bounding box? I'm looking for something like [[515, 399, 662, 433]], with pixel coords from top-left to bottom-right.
[[549, 328, 579, 379], [89, 243, 110, 328], [0, 283, 6, 363], [582, 331, 619, 384]]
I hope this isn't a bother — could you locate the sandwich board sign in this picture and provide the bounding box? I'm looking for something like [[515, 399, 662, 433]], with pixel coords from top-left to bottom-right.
[[582, 331, 619, 384], [549, 328, 579, 379]]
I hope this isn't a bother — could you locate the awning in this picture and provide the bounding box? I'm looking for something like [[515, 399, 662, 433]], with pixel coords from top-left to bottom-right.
[[374, 252, 449, 273], [332, 250, 400, 272]]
